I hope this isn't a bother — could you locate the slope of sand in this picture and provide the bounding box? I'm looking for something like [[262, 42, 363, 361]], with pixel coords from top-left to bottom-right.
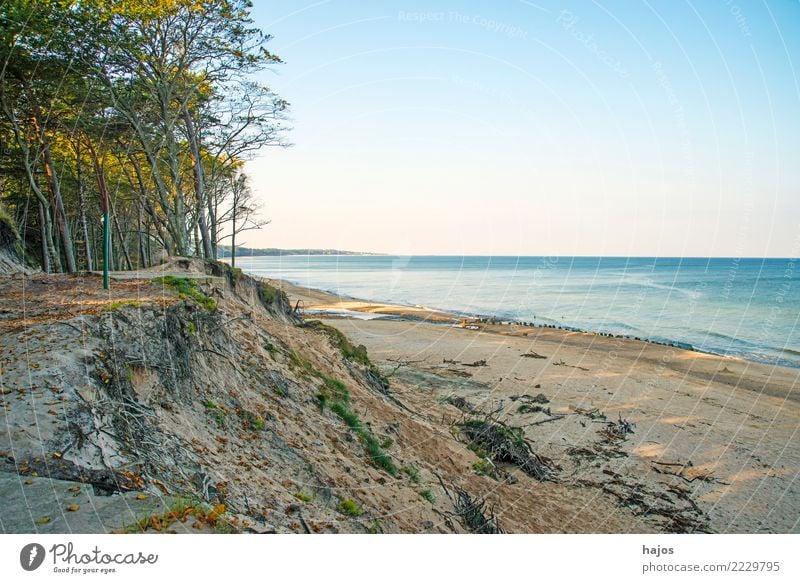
[[270, 278, 800, 533]]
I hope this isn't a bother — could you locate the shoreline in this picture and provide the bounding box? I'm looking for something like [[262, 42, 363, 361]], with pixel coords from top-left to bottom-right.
[[260, 275, 798, 372], [264, 276, 800, 405]]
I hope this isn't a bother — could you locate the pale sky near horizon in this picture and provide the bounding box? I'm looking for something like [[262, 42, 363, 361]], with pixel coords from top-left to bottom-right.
[[242, 1, 800, 257]]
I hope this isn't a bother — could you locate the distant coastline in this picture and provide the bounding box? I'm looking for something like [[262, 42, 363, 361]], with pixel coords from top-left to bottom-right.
[[218, 246, 383, 257]]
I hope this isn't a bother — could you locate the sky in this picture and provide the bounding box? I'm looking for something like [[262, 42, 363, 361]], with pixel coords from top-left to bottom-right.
[[243, 0, 800, 257]]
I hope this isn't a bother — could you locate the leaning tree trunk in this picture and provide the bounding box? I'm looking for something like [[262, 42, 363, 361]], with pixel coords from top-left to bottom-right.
[[37, 203, 51, 273], [182, 105, 213, 259], [109, 195, 133, 271], [75, 141, 93, 271]]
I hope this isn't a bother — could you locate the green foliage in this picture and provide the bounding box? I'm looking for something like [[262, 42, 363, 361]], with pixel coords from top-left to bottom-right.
[[329, 401, 360, 430], [328, 398, 397, 476], [472, 458, 497, 479], [401, 465, 420, 483], [0, 0, 287, 272], [293, 491, 313, 503], [419, 489, 435, 503], [238, 408, 266, 431], [0, 204, 19, 239], [287, 349, 315, 375], [320, 374, 350, 402], [203, 399, 227, 426], [153, 276, 216, 310], [361, 431, 397, 476], [338, 498, 363, 517], [187, 321, 197, 335], [102, 300, 145, 312], [257, 282, 288, 308]]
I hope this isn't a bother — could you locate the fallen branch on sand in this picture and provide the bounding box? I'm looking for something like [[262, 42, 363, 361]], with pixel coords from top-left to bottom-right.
[[650, 461, 727, 485], [521, 351, 547, 359], [457, 415, 556, 481], [2, 456, 144, 494], [552, 359, 589, 371], [462, 359, 488, 367], [434, 473, 504, 534]]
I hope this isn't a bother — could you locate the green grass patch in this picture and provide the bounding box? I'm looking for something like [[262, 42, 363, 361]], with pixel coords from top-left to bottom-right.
[[293, 491, 313, 503], [419, 489, 435, 503], [257, 282, 288, 307], [329, 400, 361, 430], [287, 349, 316, 375], [362, 432, 397, 476], [152, 276, 216, 310], [203, 399, 227, 426], [472, 458, 497, 479], [328, 399, 398, 476], [320, 374, 350, 401], [338, 498, 363, 517], [102, 300, 145, 312], [401, 465, 420, 483]]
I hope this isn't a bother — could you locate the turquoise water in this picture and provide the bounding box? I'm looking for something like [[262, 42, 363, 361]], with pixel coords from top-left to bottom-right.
[[235, 256, 800, 368]]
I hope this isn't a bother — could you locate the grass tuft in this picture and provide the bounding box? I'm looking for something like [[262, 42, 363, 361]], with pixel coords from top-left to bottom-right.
[[338, 498, 363, 517], [293, 491, 313, 503], [152, 276, 216, 310], [102, 300, 145, 312]]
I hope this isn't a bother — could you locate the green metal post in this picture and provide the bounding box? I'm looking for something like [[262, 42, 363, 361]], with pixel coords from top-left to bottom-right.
[[103, 211, 110, 290]]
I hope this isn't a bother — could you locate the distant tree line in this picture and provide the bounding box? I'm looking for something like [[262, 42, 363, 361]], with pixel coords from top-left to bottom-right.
[[0, 0, 287, 272]]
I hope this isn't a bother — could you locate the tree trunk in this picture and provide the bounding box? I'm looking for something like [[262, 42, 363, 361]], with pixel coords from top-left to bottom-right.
[[137, 204, 146, 268], [231, 191, 237, 269], [109, 196, 133, 271], [182, 104, 213, 259], [37, 203, 50, 273], [75, 141, 93, 271]]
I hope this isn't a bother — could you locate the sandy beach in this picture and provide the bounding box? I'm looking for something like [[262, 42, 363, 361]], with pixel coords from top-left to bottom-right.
[[269, 277, 800, 533]]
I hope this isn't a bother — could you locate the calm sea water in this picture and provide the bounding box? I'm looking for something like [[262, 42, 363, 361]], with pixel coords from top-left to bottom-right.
[[235, 256, 800, 368]]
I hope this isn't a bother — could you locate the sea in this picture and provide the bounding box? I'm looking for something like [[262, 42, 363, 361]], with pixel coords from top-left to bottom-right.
[[234, 255, 800, 369]]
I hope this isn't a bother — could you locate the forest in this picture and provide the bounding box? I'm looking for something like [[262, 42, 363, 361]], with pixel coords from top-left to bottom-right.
[[0, 0, 287, 273]]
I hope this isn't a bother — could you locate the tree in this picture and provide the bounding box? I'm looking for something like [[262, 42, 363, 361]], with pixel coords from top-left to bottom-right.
[[0, 0, 288, 273]]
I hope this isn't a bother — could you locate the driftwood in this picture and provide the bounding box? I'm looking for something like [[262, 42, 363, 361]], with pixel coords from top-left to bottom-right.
[[520, 351, 547, 359], [445, 395, 476, 413], [458, 415, 555, 481], [2, 456, 144, 494], [599, 414, 636, 442], [552, 359, 589, 371], [462, 359, 488, 368], [434, 473, 504, 534]]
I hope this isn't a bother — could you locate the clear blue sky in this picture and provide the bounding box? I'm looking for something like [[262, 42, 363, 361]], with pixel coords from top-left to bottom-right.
[[243, 0, 800, 257]]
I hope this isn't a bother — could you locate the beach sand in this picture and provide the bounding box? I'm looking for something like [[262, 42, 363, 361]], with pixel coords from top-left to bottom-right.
[[270, 277, 800, 533]]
